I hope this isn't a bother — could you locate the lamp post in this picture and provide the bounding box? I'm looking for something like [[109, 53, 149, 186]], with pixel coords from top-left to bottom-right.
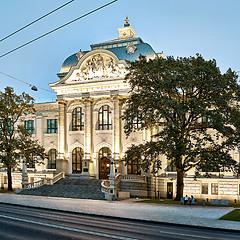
[[21, 157, 28, 188], [108, 158, 116, 201]]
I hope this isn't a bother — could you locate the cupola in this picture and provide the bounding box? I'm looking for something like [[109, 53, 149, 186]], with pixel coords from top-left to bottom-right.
[[117, 17, 136, 39]]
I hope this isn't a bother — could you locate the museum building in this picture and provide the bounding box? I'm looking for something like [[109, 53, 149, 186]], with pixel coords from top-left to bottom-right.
[[1, 19, 240, 201]]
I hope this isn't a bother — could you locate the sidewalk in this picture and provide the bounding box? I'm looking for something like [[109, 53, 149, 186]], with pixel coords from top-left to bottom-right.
[[0, 193, 239, 232]]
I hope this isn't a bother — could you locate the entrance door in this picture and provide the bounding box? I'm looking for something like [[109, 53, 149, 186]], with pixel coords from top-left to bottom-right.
[[167, 182, 173, 199], [99, 157, 110, 179]]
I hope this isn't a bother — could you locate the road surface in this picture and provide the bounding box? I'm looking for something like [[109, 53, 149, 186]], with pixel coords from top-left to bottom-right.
[[0, 203, 238, 240]]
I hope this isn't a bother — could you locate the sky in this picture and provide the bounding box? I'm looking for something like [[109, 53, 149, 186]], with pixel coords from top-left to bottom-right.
[[0, 0, 239, 103]]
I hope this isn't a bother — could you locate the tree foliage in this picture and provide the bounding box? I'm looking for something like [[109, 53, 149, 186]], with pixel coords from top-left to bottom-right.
[[0, 87, 46, 190], [122, 54, 240, 200]]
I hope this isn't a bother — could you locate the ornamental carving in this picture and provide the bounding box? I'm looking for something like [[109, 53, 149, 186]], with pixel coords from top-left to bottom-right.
[[66, 54, 126, 83]]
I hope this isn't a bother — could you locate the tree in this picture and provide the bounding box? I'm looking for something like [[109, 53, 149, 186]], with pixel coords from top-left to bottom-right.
[[122, 54, 240, 200], [0, 87, 46, 190]]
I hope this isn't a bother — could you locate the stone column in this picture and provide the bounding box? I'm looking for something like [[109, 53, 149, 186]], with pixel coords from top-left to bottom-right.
[[83, 96, 92, 175], [112, 95, 121, 173], [57, 100, 67, 173]]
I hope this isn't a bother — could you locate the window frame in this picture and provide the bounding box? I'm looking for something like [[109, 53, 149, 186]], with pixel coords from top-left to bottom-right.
[[25, 120, 34, 134], [48, 149, 57, 169], [98, 105, 112, 130], [201, 183, 208, 194], [47, 119, 58, 134], [211, 183, 218, 195], [99, 147, 112, 159], [132, 115, 142, 129], [72, 147, 83, 174], [127, 156, 141, 175], [167, 159, 177, 172], [72, 107, 84, 131]]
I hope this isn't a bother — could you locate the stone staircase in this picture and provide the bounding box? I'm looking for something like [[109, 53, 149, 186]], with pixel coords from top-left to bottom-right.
[[18, 178, 105, 200]]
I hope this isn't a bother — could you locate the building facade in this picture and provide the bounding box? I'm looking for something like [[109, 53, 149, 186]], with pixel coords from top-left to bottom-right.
[[1, 19, 240, 201]]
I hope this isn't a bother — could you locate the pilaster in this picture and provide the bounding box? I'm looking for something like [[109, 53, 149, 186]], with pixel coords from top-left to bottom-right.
[[57, 100, 67, 173], [83, 97, 92, 174], [112, 95, 121, 173]]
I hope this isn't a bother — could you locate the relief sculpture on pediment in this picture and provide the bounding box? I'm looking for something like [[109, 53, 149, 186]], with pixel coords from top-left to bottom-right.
[[66, 54, 126, 83]]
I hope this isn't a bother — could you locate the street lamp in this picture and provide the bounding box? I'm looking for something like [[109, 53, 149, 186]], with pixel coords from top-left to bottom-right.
[[108, 158, 116, 201]]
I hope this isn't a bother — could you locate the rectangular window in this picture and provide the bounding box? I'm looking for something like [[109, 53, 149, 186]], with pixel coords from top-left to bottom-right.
[[167, 159, 176, 172], [211, 183, 218, 195], [202, 183, 208, 194], [47, 119, 58, 133], [4, 176, 7, 184], [25, 120, 34, 134]]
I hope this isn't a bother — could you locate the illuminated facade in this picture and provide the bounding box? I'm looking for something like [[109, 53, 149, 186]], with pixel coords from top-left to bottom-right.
[[1, 19, 239, 201]]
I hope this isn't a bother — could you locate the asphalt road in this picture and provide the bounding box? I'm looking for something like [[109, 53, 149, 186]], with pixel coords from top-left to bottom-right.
[[0, 203, 239, 240]]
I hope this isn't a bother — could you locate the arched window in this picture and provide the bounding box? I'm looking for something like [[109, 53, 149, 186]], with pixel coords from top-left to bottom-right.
[[99, 147, 111, 158], [72, 147, 83, 174], [72, 107, 84, 131], [127, 156, 141, 175], [48, 149, 57, 169], [98, 105, 112, 130]]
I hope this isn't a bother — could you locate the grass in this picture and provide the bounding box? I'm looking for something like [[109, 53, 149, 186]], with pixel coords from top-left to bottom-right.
[[138, 199, 180, 205], [137, 199, 240, 208], [220, 209, 240, 221], [0, 189, 14, 194]]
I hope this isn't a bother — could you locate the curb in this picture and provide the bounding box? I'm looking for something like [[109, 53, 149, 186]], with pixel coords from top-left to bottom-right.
[[0, 201, 240, 234]]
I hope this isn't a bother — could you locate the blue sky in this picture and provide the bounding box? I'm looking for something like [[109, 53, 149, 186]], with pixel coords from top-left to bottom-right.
[[0, 0, 239, 102]]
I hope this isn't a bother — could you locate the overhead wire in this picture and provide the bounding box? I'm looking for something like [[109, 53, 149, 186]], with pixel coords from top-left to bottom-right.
[[0, 0, 75, 43], [0, 0, 118, 59], [0, 71, 55, 93]]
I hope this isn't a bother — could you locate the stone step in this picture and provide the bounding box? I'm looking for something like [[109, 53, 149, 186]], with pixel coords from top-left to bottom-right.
[[18, 178, 105, 200], [55, 178, 102, 186], [120, 180, 147, 190]]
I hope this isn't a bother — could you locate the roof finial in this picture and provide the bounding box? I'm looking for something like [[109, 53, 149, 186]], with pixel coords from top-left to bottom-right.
[[124, 17, 130, 27]]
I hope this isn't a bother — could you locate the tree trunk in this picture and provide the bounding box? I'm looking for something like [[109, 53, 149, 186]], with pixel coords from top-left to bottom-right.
[[175, 167, 184, 201], [7, 165, 13, 191]]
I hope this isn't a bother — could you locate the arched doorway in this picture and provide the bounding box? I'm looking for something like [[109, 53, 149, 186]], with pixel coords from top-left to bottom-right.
[[72, 147, 83, 174], [99, 147, 111, 179]]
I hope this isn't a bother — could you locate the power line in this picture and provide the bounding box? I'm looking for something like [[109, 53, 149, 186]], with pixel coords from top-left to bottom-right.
[[0, 71, 55, 93], [0, 0, 118, 59], [0, 0, 75, 43]]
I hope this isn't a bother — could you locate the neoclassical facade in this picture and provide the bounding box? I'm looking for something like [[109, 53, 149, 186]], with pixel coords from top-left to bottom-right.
[[39, 19, 159, 180], [2, 19, 239, 200]]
